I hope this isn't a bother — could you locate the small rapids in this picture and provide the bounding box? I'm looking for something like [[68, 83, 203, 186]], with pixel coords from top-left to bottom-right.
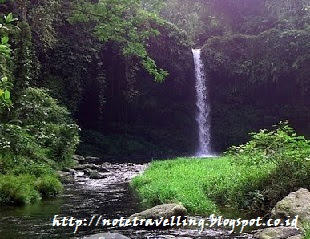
[[0, 162, 253, 239]]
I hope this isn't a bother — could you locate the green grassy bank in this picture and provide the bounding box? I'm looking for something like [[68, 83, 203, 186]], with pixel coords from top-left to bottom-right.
[[131, 122, 310, 215], [131, 157, 274, 214], [0, 88, 79, 205]]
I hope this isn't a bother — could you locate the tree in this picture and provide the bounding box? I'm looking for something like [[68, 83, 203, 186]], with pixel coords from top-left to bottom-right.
[[69, 0, 168, 82], [0, 11, 16, 110]]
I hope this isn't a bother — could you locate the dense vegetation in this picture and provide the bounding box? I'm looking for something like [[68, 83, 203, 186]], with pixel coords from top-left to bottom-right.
[[0, 0, 309, 209], [132, 122, 310, 215], [0, 2, 80, 205]]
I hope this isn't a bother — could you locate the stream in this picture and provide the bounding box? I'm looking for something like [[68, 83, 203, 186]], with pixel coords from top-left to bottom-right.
[[0, 161, 254, 239]]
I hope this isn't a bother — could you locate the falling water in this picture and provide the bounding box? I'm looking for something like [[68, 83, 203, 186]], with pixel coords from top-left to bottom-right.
[[192, 49, 212, 157]]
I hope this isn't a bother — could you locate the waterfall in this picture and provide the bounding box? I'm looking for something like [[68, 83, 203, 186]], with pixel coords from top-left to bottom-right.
[[192, 49, 212, 157]]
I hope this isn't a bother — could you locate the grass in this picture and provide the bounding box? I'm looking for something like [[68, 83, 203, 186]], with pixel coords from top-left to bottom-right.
[[0, 153, 63, 205], [131, 156, 275, 215], [304, 229, 310, 239]]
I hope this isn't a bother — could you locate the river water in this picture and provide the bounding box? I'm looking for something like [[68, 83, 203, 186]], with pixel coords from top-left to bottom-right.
[[0, 162, 253, 239]]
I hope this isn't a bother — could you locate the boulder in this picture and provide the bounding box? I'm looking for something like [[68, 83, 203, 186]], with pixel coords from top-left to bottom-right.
[[82, 168, 92, 175], [254, 227, 301, 239], [271, 188, 310, 223], [287, 236, 303, 239], [62, 168, 75, 175], [130, 203, 187, 220], [97, 166, 109, 173], [73, 155, 85, 163], [89, 171, 106, 179], [85, 156, 100, 164], [83, 232, 129, 239], [86, 164, 100, 170], [73, 164, 87, 171], [57, 171, 74, 183]]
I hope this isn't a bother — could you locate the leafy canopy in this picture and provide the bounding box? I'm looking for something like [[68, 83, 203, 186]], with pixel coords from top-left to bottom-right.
[[227, 121, 310, 167], [0, 11, 16, 108], [69, 0, 168, 82]]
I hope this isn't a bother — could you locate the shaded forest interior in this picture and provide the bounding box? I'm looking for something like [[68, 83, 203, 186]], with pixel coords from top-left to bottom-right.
[[2, 0, 310, 160]]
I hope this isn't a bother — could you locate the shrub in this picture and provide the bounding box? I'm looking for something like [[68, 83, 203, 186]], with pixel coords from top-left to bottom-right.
[[0, 153, 53, 176], [13, 87, 70, 126], [228, 121, 310, 167], [0, 87, 80, 206], [0, 124, 48, 161], [11, 87, 80, 165], [0, 153, 63, 204], [35, 174, 63, 198], [0, 174, 41, 205], [132, 122, 310, 215], [225, 121, 310, 211]]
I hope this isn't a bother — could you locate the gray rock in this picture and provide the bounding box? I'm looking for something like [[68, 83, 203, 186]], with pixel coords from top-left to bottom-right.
[[57, 171, 74, 183], [287, 236, 303, 239], [62, 168, 75, 174], [89, 171, 106, 179], [73, 164, 100, 171], [73, 164, 87, 170], [86, 164, 100, 170], [85, 156, 100, 164], [254, 227, 301, 239], [83, 232, 130, 239], [130, 203, 187, 220], [83, 168, 94, 176], [97, 166, 109, 173], [73, 154, 85, 163], [58, 170, 73, 176], [271, 188, 310, 223]]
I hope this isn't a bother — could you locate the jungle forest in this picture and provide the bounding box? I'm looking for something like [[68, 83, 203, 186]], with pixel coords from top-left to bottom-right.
[[0, 0, 310, 238]]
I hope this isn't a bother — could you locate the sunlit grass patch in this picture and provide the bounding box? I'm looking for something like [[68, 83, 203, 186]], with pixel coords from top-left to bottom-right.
[[131, 156, 272, 214]]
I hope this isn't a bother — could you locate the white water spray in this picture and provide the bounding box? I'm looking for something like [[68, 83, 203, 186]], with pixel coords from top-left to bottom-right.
[[192, 49, 212, 157]]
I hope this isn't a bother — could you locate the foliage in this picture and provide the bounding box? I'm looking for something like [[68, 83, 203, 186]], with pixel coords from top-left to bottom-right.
[[202, 28, 310, 151], [12, 87, 80, 164], [13, 21, 38, 91], [0, 153, 53, 176], [0, 2, 75, 206], [69, 0, 169, 82], [77, 130, 165, 159], [0, 12, 16, 110], [133, 123, 310, 214], [0, 76, 12, 109], [13, 87, 71, 125], [0, 152, 63, 205], [226, 122, 310, 211], [228, 121, 310, 166], [265, 0, 310, 29], [0, 123, 48, 161], [131, 156, 273, 214], [7, 0, 60, 50], [0, 174, 41, 205], [35, 174, 63, 198], [158, 0, 225, 44], [0, 87, 78, 205]]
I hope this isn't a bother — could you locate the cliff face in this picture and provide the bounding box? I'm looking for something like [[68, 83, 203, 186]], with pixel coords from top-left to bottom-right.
[[201, 29, 310, 151]]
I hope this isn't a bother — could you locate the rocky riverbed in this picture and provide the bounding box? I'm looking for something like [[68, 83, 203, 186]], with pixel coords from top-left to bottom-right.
[[1, 155, 304, 239]]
